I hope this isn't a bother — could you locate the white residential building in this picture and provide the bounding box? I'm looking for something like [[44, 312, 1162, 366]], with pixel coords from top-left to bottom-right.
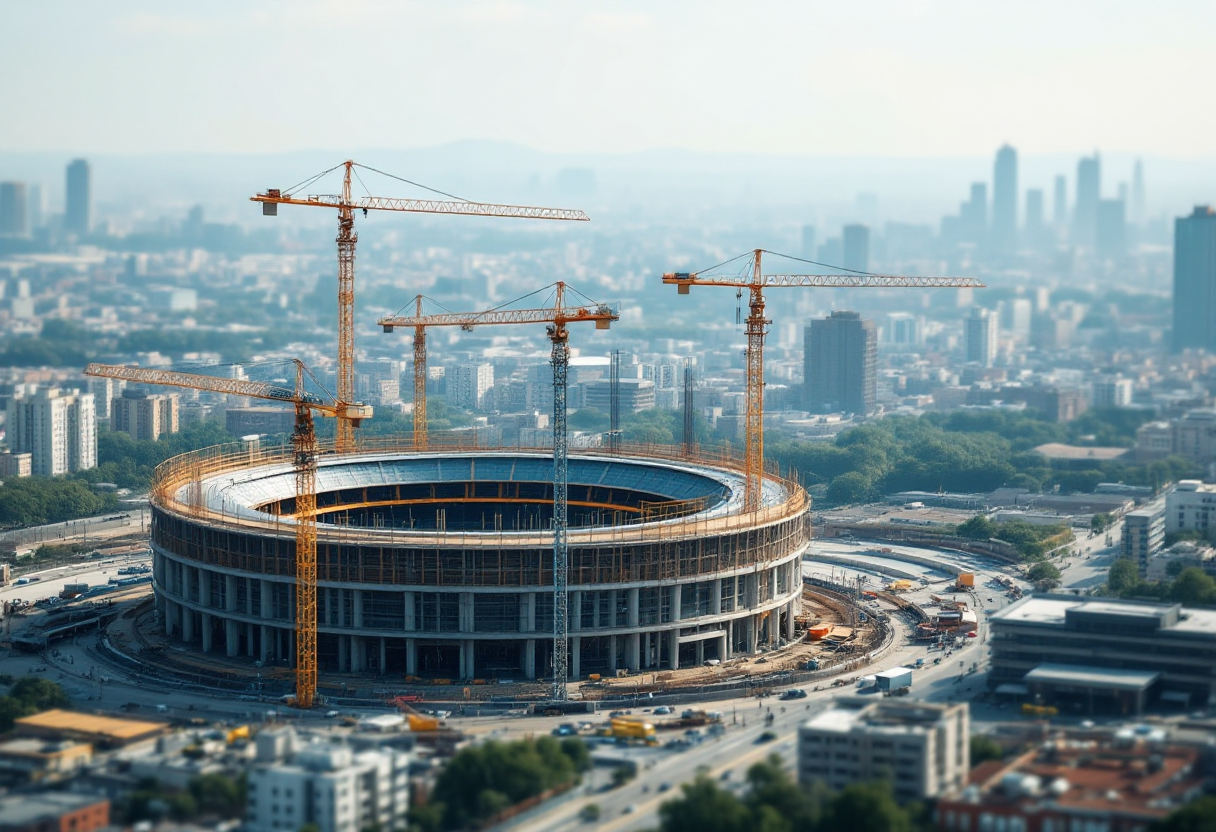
[[245, 730, 409, 832], [1090, 376, 1134, 409], [798, 698, 969, 803], [449, 363, 494, 411], [1166, 480, 1216, 535], [6, 388, 96, 476], [964, 307, 999, 368]]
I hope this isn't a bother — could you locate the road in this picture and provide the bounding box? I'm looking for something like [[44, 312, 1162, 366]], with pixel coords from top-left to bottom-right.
[[0, 509, 151, 549]]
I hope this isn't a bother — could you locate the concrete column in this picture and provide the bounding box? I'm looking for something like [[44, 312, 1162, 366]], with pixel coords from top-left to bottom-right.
[[246, 577, 256, 616], [592, 591, 600, 628], [770, 569, 777, 604], [200, 570, 212, 608], [644, 632, 652, 668], [459, 592, 474, 633], [246, 623, 255, 657], [182, 606, 195, 643], [460, 640, 474, 680], [785, 602, 795, 641], [524, 639, 537, 679], [260, 580, 274, 619], [627, 633, 640, 671], [201, 613, 213, 653], [338, 635, 348, 671], [696, 639, 704, 665], [609, 590, 619, 628], [627, 588, 639, 627], [379, 637, 386, 675], [526, 593, 537, 632], [727, 621, 734, 657], [225, 575, 238, 612], [226, 619, 240, 657], [711, 580, 722, 616], [571, 592, 582, 632], [609, 635, 618, 672], [339, 590, 348, 627], [404, 591, 416, 631], [571, 636, 581, 681], [668, 629, 680, 670], [717, 634, 728, 662], [260, 626, 272, 662], [748, 615, 758, 653], [353, 589, 364, 630], [670, 585, 682, 622], [352, 636, 362, 672], [406, 638, 418, 675], [164, 600, 177, 637]]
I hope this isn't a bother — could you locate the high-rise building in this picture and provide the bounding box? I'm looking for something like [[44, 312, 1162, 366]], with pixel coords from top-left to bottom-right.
[[0, 182, 28, 237], [111, 388, 180, 442], [883, 312, 925, 347], [804, 311, 877, 417], [6, 388, 97, 476], [1074, 153, 1101, 246], [1024, 188, 1044, 248], [841, 224, 869, 272], [991, 145, 1018, 254], [449, 363, 494, 410], [800, 224, 816, 260], [64, 159, 91, 236], [961, 183, 988, 244], [1131, 158, 1146, 226], [1095, 198, 1127, 260], [964, 307, 999, 367], [87, 376, 125, 422], [1172, 205, 1216, 353], [1090, 376, 1133, 408], [1053, 174, 1068, 228]]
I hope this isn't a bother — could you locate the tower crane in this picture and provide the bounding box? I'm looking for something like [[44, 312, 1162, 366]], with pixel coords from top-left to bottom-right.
[[379, 283, 619, 700], [251, 161, 589, 453], [664, 249, 983, 512], [84, 361, 373, 710]]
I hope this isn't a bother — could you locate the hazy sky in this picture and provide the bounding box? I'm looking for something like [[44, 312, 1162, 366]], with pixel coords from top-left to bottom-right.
[[3, 1, 1214, 157]]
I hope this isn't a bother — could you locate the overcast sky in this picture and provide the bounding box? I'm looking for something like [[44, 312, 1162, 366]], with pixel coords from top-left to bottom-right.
[[2, 1, 1214, 158]]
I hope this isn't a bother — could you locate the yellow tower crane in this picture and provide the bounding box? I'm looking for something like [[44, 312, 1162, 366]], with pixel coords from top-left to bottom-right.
[[251, 161, 589, 452], [664, 249, 984, 512], [379, 283, 619, 701], [84, 361, 372, 710]]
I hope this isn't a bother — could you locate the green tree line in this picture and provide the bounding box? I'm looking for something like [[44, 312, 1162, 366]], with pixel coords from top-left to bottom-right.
[[1108, 560, 1216, 607], [0, 678, 69, 733], [767, 410, 1197, 506], [412, 736, 590, 832]]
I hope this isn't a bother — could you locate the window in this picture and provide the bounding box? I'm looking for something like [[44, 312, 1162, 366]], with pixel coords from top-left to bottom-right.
[[979, 814, 994, 832]]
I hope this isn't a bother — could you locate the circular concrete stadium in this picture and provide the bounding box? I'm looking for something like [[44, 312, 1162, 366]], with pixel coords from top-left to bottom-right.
[[148, 443, 810, 683]]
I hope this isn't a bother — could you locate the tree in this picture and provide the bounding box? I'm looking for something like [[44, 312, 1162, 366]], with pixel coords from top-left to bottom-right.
[[957, 515, 996, 540], [1028, 561, 1062, 589], [189, 772, 245, 817], [657, 776, 751, 832], [1091, 513, 1114, 533], [1108, 559, 1140, 594], [970, 735, 1004, 766], [823, 782, 912, 832], [1168, 568, 1216, 606], [1151, 796, 1216, 832], [826, 472, 874, 505]]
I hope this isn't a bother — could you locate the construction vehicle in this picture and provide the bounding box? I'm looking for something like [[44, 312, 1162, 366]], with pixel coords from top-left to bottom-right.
[[664, 250, 981, 511], [252, 161, 588, 452], [1021, 703, 1059, 717], [226, 725, 251, 744], [885, 579, 913, 593], [956, 573, 976, 589], [85, 360, 372, 710], [379, 283, 618, 701], [604, 716, 658, 745], [875, 667, 914, 696]]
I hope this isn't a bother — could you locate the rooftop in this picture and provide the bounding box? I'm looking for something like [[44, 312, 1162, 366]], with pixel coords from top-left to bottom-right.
[[0, 792, 107, 825], [1024, 664, 1159, 692], [14, 709, 168, 743], [802, 698, 962, 735], [991, 595, 1216, 640], [1032, 443, 1129, 461]]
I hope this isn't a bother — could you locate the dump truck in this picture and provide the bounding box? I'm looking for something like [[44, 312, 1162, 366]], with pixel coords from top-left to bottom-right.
[[885, 580, 914, 593], [955, 573, 975, 589], [875, 667, 913, 695], [608, 717, 658, 744]]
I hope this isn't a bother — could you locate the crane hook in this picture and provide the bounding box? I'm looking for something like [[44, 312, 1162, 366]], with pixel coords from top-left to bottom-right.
[[362, 208, 368, 218]]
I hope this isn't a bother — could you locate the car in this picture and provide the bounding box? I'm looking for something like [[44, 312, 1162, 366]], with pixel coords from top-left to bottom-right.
[[755, 730, 777, 744], [325, 710, 341, 719], [622, 805, 636, 815], [658, 782, 671, 792], [653, 706, 672, 715]]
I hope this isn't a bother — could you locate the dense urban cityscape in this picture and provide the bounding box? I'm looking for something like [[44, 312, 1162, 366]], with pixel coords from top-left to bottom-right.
[[3, 5, 1216, 832]]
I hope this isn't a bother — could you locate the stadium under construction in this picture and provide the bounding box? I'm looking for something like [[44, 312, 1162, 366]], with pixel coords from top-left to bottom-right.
[[148, 440, 811, 684]]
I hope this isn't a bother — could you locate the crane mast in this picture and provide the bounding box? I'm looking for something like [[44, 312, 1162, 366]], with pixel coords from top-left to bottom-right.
[[252, 160, 588, 453], [379, 283, 617, 700], [83, 361, 369, 710], [664, 249, 983, 512]]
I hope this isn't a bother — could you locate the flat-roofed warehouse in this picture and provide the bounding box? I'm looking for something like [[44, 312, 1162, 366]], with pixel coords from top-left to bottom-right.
[[13, 709, 170, 749], [988, 595, 1216, 714]]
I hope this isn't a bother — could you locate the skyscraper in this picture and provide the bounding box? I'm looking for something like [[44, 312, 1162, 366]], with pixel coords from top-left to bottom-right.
[[65, 159, 91, 236], [992, 145, 1018, 254], [1095, 199, 1126, 261], [842, 224, 870, 272], [804, 311, 877, 417], [1053, 175, 1068, 229], [1074, 154, 1101, 246], [0, 182, 28, 236], [965, 307, 999, 367], [1172, 205, 1216, 353], [111, 388, 180, 442], [6, 388, 96, 476]]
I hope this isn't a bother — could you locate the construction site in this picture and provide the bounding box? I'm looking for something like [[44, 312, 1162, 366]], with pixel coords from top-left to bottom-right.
[[64, 161, 980, 709]]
